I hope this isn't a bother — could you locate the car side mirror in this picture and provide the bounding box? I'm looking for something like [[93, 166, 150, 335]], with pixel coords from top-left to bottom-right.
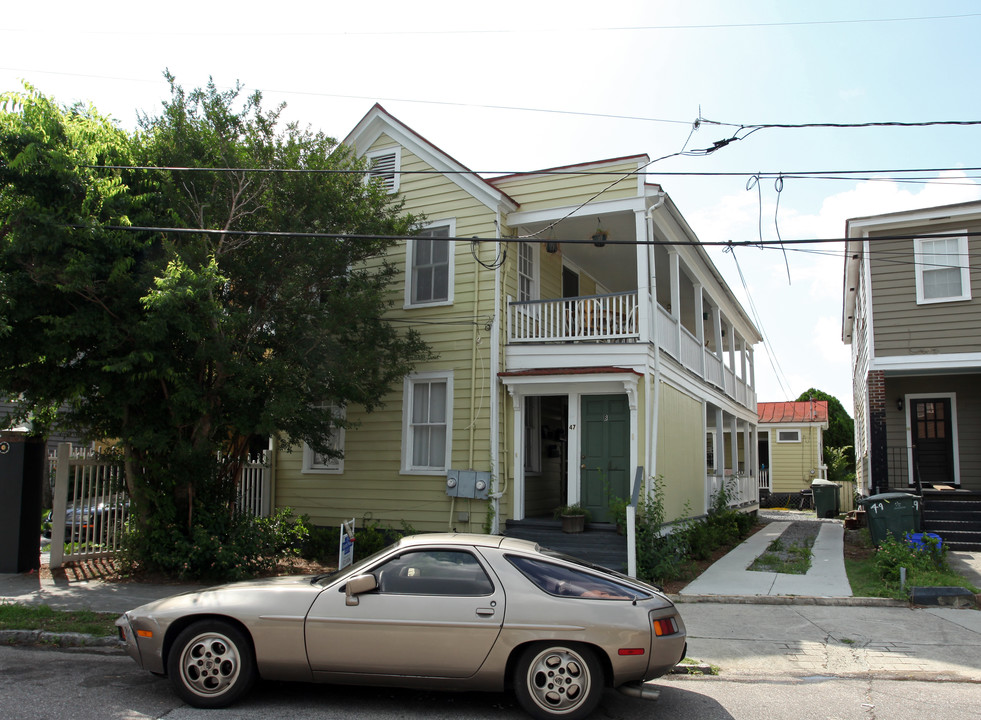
[[345, 573, 378, 606]]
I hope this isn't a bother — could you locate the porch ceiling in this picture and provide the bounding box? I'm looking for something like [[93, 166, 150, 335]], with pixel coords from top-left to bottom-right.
[[519, 213, 638, 293]]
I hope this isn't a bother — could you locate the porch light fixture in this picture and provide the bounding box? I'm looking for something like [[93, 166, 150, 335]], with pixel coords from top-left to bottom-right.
[[591, 217, 608, 247], [897, 398, 904, 411]]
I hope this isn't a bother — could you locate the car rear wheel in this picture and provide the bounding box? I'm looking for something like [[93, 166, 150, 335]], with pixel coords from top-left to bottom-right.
[[514, 643, 604, 720], [167, 620, 257, 708]]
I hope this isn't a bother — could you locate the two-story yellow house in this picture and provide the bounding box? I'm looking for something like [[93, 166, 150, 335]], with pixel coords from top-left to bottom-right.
[[269, 105, 762, 556]]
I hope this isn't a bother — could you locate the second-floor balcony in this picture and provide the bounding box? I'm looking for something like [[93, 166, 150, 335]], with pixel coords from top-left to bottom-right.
[[507, 292, 755, 408]]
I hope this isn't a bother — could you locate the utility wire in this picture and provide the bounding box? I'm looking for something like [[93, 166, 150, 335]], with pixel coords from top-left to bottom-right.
[[83, 225, 981, 248], [83, 162, 981, 181], [3, 11, 979, 36]]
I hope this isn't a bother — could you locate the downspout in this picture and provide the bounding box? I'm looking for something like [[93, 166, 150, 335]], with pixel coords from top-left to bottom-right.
[[489, 211, 504, 534], [647, 193, 666, 482]]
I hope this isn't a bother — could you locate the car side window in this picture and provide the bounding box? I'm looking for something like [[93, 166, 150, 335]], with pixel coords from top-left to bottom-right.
[[507, 556, 640, 600], [373, 550, 494, 596]]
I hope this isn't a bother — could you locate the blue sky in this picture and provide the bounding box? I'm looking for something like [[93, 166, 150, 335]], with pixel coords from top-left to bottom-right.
[[4, 0, 981, 416]]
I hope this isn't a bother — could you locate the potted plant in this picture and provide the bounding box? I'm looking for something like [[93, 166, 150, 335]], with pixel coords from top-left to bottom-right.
[[554, 503, 590, 533], [608, 495, 629, 535]]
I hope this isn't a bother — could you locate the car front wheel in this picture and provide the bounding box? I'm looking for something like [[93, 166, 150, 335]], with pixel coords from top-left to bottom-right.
[[167, 620, 257, 708], [514, 643, 604, 720]]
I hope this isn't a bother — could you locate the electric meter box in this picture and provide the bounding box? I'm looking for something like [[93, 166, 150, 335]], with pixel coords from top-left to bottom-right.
[[445, 469, 490, 499]]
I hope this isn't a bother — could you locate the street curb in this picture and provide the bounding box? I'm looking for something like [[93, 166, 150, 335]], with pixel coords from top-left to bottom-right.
[[669, 594, 907, 607], [0, 629, 121, 648]]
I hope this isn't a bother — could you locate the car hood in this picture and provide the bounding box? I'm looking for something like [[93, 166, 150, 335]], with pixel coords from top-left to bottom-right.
[[124, 574, 325, 619]]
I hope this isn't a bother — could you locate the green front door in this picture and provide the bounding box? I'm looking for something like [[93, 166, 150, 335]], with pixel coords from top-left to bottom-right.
[[581, 394, 630, 522]]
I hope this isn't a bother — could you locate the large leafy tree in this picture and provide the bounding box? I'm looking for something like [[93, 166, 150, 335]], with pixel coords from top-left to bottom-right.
[[795, 388, 855, 476], [0, 79, 430, 571]]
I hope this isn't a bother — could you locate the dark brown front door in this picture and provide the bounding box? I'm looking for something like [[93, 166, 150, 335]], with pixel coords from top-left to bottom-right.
[[910, 398, 955, 486]]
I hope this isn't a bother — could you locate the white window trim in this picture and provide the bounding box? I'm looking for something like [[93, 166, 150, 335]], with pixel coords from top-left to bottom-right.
[[401, 370, 454, 475], [903, 392, 961, 486], [365, 146, 401, 194], [776, 429, 801, 443], [404, 218, 456, 309], [517, 241, 540, 303], [914, 232, 971, 304], [301, 406, 346, 474]]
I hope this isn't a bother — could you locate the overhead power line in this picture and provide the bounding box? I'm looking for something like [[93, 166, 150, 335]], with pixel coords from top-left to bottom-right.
[[2, 12, 979, 37], [82, 225, 981, 248]]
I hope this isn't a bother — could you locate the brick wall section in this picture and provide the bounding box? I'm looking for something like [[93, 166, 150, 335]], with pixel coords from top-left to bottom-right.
[[867, 370, 888, 494]]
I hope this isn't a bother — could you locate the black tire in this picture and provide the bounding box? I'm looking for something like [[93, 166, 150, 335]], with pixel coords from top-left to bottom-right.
[[514, 643, 604, 720], [166, 620, 257, 708]]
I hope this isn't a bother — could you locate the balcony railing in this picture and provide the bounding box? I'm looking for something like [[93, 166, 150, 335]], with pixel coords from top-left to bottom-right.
[[508, 292, 639, 343], [506, 292, 755, 409]]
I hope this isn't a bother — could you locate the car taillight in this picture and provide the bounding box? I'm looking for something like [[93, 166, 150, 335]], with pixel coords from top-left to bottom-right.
[[652, 617, 678, 637]]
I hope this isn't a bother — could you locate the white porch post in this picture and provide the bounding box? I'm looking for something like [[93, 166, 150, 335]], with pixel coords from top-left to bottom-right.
[[729, 414, 739, 503], [669, 249, 681, 351], [635, 209, 651, 345], [694, 284, 705, 377], [567, 392, 581, 506], [712, 406, 724, 513], [508, 387, 525, 520]]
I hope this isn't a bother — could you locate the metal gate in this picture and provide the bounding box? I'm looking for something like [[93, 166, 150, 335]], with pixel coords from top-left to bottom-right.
[[49, 444, 271, 569]]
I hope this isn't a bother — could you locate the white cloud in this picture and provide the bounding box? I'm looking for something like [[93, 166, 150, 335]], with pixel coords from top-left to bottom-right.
[[690, 172, 981, 418]]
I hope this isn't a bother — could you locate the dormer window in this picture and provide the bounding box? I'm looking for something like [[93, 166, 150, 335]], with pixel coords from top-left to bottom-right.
[[366, 147, 401, 194]]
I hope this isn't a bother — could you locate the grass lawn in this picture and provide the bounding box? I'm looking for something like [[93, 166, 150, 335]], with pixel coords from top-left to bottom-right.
[[843, 527, 980, 600], [0, 603, 118, 638]]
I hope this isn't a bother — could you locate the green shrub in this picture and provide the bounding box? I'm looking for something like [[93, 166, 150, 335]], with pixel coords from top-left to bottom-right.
[[123, 507, 309, 582], [873, 533, 948, 584]]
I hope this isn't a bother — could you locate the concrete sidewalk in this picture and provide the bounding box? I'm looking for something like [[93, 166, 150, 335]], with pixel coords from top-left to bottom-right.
[[678, 601, 981, 681], [680, 520, 853, 599]]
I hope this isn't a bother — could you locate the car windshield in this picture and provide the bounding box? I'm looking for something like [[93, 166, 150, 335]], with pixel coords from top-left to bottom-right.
[[507, 555, 651, 600]]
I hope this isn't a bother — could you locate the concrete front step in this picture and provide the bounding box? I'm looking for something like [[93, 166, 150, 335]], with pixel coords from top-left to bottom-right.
[[504, 519, 627, 571]]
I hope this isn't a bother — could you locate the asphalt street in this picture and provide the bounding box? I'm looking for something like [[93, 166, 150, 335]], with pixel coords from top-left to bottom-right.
[[2, 645, 980, 720]]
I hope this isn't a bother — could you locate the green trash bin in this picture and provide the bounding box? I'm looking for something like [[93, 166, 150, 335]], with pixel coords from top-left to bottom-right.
[[858, 492, 922, 546], [811, 479, 840, 519]]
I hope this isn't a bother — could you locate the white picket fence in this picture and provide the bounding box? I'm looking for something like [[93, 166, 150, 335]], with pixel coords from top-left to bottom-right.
[[49, 443, 270, 569]]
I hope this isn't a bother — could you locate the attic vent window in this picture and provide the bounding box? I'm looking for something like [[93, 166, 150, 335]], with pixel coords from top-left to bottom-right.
[[366, 147, 401, 194]]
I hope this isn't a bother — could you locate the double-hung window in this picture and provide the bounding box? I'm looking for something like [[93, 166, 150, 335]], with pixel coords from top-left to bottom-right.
[[407, 221, 454, 307], [403, 371, 453, 473], [517, 241, 538, 302], [302, 405, 346, 474], [914, 234, 971, 304]]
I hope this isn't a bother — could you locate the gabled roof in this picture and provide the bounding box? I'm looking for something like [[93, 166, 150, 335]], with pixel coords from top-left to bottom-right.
[[487, 154, 652, 185], [343, 103, 518, 213], [758, 400, 828, 425]]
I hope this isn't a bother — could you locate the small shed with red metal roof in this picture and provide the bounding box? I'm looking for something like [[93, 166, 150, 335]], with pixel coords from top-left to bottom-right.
[[757, 400, 829, 497]]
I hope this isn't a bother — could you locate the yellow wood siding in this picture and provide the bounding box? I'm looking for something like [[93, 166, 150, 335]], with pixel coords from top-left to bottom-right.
[[655, 383, 706, 520], [273, 133, 501, 533], [768, 426, 822, 494], [493, 160, 642, 213]]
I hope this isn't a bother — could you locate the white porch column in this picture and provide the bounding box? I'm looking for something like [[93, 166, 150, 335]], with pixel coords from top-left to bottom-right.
[[693, 284, 705, 377], [712, 406, 724, 513], [729, 413, 739, 503], [635, 209, 651, 345], [669, 249, 681, 352], [507, 387, 525, 520]]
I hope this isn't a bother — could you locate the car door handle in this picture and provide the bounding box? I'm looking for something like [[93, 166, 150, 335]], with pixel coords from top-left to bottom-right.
[[476, 607, 495, 617]]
